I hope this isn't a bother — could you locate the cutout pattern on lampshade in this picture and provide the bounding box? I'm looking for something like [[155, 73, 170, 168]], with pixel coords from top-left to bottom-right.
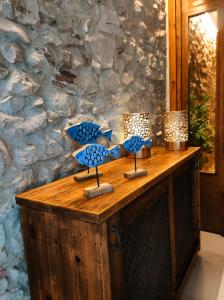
[[121, 113, 152, 158], [121, 112, 153, 139], [163, 111, 188, 150]]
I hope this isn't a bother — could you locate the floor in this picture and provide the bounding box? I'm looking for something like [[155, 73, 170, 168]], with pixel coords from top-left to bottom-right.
[[180, 231, 224, 300]]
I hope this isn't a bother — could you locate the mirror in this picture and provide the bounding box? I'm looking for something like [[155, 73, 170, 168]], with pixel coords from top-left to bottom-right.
[[188, 11, 217, 173]]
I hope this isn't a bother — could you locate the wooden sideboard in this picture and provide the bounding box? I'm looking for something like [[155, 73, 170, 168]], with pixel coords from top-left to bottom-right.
[[16, 147, 201, 300]]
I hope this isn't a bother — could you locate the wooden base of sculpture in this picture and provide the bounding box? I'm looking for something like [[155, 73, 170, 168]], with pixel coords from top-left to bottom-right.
[[84, 183, 114, 198], [74, 171, 103, 182], [124, 169, 148, 179]]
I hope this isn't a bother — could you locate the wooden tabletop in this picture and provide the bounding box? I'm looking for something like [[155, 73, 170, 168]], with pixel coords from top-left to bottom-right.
[[16, 147, 200, 224]]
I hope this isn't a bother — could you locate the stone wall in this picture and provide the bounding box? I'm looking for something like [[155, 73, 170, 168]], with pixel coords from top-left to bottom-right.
[[0, 0, 166, 298]]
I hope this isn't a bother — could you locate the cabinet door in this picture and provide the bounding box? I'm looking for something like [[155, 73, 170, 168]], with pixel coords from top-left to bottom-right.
[[173, 159, 200, 288], [108, 180, 172, 300]]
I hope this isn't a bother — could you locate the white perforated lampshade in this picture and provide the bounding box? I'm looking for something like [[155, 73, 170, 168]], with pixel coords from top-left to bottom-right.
[[163, 111, 188, 150], [121, 112, 153, 140]]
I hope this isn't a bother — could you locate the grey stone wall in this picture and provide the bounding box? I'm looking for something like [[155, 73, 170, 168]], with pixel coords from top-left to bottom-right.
[[0, 0, 166, 298]]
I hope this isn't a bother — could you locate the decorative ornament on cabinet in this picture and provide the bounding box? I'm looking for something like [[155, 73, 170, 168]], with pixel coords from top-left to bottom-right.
[[65, 121, 112, 181], [122, 135, 151, 179], [72, 144, 120, 198], [163, 111, 188, 151], [121, 112, 153, 159]]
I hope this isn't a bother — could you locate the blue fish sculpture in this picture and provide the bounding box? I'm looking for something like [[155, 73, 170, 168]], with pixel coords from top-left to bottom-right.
[[122, 136, 151, 154], [66, 122, 112, 145], [72, 144, 120, 168]]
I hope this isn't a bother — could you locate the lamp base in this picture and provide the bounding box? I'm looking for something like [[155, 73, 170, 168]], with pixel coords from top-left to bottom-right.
[[127, 146, 151, 159], [165, 142, 188, 151]]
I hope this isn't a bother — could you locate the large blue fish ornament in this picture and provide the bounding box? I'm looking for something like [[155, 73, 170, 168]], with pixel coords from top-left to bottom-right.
[[66, 121, 112, 145], [72, 144, 120, 168], [122, 136, 151, 154]]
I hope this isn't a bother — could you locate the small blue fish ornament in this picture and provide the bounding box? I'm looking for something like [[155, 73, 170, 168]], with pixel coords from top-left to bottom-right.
[[122, 136, 151, 178], [72, 144, 120, 168], [122, 136, 151, 154], [66, 122, 112, 145]]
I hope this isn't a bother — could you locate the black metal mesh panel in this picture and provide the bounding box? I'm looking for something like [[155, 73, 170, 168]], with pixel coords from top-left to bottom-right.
[[121, 195, 171, 300], [173, 167, 196, 284]]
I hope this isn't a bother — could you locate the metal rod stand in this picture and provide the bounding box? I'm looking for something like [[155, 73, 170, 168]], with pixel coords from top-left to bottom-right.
[[134, 154, 137, 172], [96, 166, 100, 187]]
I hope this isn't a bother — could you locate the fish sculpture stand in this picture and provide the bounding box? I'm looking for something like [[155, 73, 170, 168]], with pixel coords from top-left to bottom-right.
[[72, 144, 120, 198], [122, 135, 151, 179], [65, 121, 112, 182]]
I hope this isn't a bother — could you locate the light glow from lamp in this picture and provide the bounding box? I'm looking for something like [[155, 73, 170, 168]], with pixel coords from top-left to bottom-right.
[[163, 111, 188, 151], [121, 112, 153, 158], [121, 112, 152, 140]]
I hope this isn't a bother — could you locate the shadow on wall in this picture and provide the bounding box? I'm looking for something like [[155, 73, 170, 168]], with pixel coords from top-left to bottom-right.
[[0, 0, 166, 298]]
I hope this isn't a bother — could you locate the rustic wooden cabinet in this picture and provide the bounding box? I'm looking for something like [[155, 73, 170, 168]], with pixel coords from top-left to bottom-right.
[[16, 147, 200, 300]]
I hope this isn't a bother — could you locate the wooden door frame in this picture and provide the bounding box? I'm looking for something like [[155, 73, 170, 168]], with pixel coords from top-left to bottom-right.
[[168, 0, 220, 109], [168, 0, 224, 234], [168, 0, 182, 110], [218, 3, 224, 235]]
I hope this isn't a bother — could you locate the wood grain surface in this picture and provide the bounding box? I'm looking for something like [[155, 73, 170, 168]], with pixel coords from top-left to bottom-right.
[[16, 147, 200, 224], [20, 207, 111, 300]]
